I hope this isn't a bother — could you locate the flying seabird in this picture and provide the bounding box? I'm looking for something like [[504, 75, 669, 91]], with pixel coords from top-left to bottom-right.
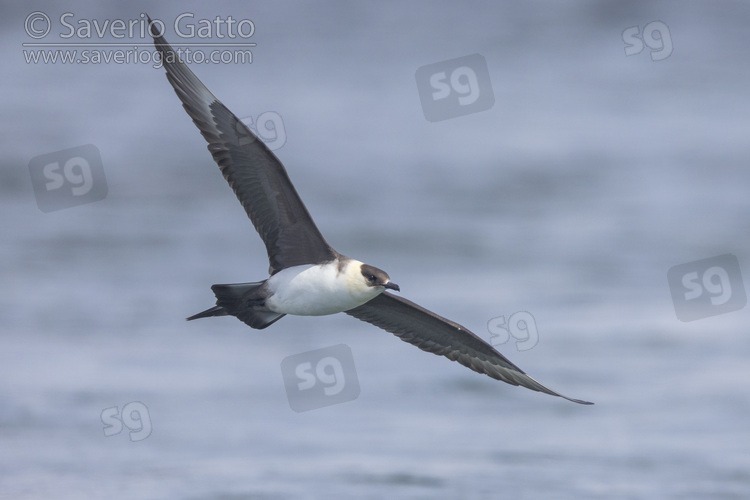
[[149, 18, 592, 405]]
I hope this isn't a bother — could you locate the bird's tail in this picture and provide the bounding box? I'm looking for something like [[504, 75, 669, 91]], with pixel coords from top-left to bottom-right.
[[186, 305, 227, 320], [187, 282, 285, 329]]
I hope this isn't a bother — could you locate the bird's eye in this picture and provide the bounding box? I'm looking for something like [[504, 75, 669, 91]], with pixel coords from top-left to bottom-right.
[[368, 275, 376, 282]]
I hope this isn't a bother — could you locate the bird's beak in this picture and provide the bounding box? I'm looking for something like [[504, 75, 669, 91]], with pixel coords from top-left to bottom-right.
[[383, 281, 400, 292]]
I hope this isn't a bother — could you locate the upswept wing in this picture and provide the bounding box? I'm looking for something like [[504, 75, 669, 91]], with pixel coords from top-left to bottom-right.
[[150, 19, 337, 274]]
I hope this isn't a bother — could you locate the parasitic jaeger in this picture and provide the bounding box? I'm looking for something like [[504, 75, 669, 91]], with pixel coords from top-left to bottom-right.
[[149, 18, 592, 405]]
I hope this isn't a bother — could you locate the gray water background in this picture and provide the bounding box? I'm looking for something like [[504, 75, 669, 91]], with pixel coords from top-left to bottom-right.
[[2, 1, 750, 498]]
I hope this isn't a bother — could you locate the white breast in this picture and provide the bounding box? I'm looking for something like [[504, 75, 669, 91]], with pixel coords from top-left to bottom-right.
[[264, 260, 382, 316]]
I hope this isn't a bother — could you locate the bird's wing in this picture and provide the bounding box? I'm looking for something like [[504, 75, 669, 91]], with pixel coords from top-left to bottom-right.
[[149, 18, 337, 275], [346, 292, 593, 405]]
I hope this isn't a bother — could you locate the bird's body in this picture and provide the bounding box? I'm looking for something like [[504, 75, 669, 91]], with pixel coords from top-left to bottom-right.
[[265, 259, 392, 316], [149, 16, 592, 405]]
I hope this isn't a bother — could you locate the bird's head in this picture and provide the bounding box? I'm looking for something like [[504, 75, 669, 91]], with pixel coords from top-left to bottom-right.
[[343, 260, 399, 303], [359, 263, 400, 292]]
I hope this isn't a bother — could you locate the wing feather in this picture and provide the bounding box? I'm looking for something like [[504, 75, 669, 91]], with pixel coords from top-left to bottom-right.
[[347, 293, 593, 404], [149, 19, 337, 274]]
